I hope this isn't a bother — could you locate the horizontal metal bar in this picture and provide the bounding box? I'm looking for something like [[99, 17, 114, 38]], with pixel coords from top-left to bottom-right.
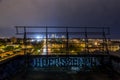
[[16, 32, 109, 35], [15, 26, 109, 29], [28, 54, 109, 57]]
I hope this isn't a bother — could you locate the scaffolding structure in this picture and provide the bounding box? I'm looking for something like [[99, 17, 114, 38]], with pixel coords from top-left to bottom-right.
[[15, 26, 110, 55], [15, 26, 111, 71]]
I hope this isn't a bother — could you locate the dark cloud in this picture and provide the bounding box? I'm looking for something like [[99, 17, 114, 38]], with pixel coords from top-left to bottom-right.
[[0, 0, 120, 38]]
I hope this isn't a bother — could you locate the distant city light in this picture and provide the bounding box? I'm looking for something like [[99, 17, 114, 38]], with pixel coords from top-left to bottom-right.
[[94, 42, 98, 46], [31, 39, 35, 42], [36, 35, 43, 42], [36, 36, 41, 39], [38, 50, 40, 52]]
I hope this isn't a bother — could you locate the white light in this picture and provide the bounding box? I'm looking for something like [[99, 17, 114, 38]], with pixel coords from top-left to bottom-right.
[[36, 36, 40, 39], [36, 35, 43, 42], [31, 39, 35, 42], [37, 39, 40, 42]]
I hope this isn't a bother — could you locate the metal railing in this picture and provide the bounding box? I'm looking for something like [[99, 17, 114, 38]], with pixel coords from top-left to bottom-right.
[[15, 26, 110, 55]]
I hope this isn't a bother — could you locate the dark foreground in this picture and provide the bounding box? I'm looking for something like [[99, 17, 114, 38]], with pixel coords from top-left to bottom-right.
[[12, 69, 120, 80]]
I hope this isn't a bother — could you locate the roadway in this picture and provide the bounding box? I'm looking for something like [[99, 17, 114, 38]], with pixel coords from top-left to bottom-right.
[[42, 39, 47, 55], [0, 50, 24, 62]]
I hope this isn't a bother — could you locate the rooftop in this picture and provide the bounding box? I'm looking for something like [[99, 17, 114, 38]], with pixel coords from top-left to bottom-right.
[[0, 27, 120, 80]]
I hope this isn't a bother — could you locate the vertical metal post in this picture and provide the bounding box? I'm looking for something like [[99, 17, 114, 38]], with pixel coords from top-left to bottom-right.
[[16, 26, 18, 34], [85, 27, 89, 54], [46, 27, 48, 55], [24, 28, 26, 54], [102, 27, 109, 54], [66, 27, 69, 55], [84, 27, 89, 71], [23, 27, 28, 73]]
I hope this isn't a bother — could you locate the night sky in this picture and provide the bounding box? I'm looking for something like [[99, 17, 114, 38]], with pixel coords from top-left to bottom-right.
[[0, 0, 120, 38]]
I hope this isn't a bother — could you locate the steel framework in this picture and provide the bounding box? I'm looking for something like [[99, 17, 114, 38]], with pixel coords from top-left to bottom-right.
[[15, 26, 111, 72], [15, 26, 110, 55]]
